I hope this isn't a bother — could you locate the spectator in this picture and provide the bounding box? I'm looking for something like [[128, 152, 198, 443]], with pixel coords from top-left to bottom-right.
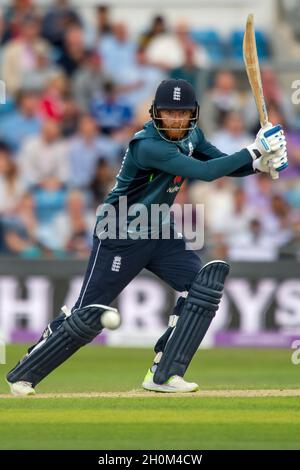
[[200, 71, 243, 136], [188, 177, 235, 235], [117, 47, 166, 110], [145, 25, 185, 70], [39, 72, 67, 121], [145, 21, 208, 71], [2, 13, 50, 96], [174, 22, 209, 67], [267, 194, 293, 244], [2, 193, 44, 258], [41, 0, 81, 48], [169, 43, 209, 100], [139, 15, 167, 50], [267, 106, 300, 181], [56, 24, 86, 77], [18, 118, 69, 186], [89, 158, 115, 207], [224, 187, 258, 242], [110, 122, 141, 155], [68, 114, 120, 189], [279, 217, 300, 260], [96, 5, 113, 37], [245, 178, 293, 244], [21, 46, 63, 93], [0, 144, 26, 214], [285, 181, 300, 210], [210, 111, 252, 154], [243, 173, 275, 218], [0, 90, 42, 153], [31, 177, 68, 250], [90, 81, 133, 134], [72, 50, 111, 111], [209, 233, 228, 260], [3, 0, 37, 40], [60, 94, 81, 137], [52, 190, 95, 255], [243, 67, 298, 132], [228, 218, 280, 261], [97, 22, 136, 82], [0, 10, 10, 45]]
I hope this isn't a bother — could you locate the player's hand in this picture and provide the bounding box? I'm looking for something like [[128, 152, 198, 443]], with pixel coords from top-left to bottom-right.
[[247, 123, 286, 160], [253, 145, 288, 174], [269, 144, 288, 173]]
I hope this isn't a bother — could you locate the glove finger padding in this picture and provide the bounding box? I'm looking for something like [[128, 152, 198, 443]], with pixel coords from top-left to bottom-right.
[[268, 136, 286, 152], [247, 123, 284, 160], [271, 150, 288, 171], [269, 142, 286, 152]]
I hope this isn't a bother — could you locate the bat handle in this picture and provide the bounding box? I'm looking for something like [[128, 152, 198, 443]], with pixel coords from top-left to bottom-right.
[[263, 124, 280, 180], [270, 168, 279, 180]]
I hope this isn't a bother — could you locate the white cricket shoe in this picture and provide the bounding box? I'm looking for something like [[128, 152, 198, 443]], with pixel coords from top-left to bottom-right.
[[142, 369, 199, 393], [7, 380, 35, 396]]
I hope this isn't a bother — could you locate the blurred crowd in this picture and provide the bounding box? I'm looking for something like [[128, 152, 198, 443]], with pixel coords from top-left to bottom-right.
[[0, 0, 299, 261]]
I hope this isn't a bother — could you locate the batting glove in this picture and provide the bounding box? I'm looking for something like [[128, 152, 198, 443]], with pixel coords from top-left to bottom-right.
[[269, 145, 288, 173], [253, 145, 288, 174], [247, 123, 286, 161]]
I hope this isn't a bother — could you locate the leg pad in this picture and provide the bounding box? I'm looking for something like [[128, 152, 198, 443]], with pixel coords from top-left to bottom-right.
[[153, 261, 229, 384], [7, 305, 119, 387]]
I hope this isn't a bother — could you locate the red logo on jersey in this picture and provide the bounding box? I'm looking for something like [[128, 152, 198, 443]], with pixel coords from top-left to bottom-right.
[[173, 175, 182, 185]]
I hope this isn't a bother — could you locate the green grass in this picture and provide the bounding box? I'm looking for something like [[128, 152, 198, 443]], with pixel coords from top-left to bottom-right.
[[0, 345, 299, 449]]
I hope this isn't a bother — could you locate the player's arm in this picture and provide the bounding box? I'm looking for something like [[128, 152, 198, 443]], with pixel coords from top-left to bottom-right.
[[134, 139, 254, 182], [193, 128, 254, 177], [194, 126, 288, 177]]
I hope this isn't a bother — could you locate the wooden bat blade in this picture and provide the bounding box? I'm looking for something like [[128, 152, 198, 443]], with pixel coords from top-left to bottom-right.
[[243, 13, 268, 127], [243, 14, 279, 180]]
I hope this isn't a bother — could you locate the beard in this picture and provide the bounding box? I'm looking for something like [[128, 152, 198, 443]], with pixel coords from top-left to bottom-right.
[[166, 129, 185, 139], [164, 120, 190, 140]]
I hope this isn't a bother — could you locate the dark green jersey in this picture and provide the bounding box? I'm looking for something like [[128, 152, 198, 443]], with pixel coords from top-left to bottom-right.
[[96, 121, 254, 237]]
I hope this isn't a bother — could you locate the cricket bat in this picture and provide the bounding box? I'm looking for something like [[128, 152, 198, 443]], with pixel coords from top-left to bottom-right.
[[243, 13, 279, 180]]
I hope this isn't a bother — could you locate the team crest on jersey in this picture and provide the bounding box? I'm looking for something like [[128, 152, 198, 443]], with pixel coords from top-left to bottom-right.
[[188, 141, 194, 156], [167, 175, 182, 192], [173, 175, 182, 185], [173, 87, 181, 101]]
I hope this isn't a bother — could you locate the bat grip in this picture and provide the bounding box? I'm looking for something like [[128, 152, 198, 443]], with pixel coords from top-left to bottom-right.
[[263, 124, 281, 180]]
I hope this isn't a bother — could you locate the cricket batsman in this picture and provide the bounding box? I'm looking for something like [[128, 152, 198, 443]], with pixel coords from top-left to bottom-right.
[[6, 79, 288, 395]]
